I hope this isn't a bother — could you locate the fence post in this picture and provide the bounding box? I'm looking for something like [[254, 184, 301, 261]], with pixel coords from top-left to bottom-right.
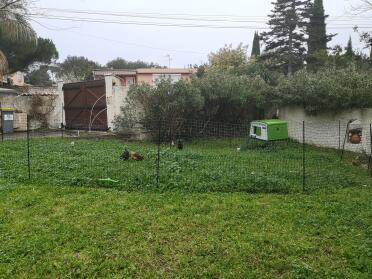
[[27, 116, 31, 180], [156, 121, 161, 184], [1, 107, 3, 142], [338, 120, 341, 151], [341, 121, 351, 161], [302, 121, 306, 192], [369, 124, 372, 177]]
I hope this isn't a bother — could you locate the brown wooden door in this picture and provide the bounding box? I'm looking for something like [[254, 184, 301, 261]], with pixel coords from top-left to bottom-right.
[[63, 80, 108, 131]]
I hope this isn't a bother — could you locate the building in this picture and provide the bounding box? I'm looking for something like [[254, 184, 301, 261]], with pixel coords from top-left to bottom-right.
[[63, 68, 195, 131], [1, 71, 25, 86], [0, 84, 64, 132], [92, 68, 195, 86]]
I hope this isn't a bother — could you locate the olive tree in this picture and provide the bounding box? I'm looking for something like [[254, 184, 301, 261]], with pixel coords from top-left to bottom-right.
[[114, 79, 203, 139]]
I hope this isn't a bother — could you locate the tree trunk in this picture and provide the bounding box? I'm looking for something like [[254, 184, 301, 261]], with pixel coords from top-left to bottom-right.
[[287, 0, 296, 76], [288, 30, 293, 76]]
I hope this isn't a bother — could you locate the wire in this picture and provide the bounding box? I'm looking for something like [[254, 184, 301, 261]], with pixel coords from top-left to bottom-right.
[[32, 7, 372, 24], [33, 8, 270, 23], [66, 30, 208, 56], [32, 7, 277, 20], [29, 14, 372, 30], [29, 15, 270, 29], [29, 16, 209, 56]]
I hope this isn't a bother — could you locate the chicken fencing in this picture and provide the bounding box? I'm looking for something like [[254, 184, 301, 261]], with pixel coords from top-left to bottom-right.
[[0, 117, 371, 193]]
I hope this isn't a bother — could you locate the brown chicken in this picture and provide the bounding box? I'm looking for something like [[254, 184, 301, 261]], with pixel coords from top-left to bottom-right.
[[131, 152, 144, 161]]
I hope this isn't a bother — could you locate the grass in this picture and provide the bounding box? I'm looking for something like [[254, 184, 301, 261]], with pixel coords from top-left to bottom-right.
[[0, 137, 371, 277], [0, 137, 370, 193], [0, 183, 371, 278]]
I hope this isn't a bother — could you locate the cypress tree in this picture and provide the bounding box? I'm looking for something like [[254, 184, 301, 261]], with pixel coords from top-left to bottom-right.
[[307, 0, 334, 56], [345, 36, 354, 57], [251, 31, 261, 57], [261, 0, 310, 75]]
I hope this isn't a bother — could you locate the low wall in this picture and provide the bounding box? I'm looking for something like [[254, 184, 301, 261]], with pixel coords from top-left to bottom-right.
[[279, 106, 372, 155]]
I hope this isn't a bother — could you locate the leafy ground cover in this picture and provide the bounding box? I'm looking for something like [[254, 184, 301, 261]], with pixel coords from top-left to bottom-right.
[[0, 183, 371, 278], [0, 137, 370, 193], [0, 138, 371, 277]]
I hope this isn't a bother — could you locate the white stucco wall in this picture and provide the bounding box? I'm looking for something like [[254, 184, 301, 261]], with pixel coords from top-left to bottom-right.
[[105, 76, 129, 130], [279, 106, 372, 154]]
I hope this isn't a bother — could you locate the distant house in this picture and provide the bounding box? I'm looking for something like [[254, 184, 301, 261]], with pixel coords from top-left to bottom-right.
[[1, 71, 25, 86], [92, 68, 195, 86], [63, 68, 196, 131]]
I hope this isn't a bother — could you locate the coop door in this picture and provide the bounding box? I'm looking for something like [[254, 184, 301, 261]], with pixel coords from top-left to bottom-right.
[[254, 126, 262, 136]]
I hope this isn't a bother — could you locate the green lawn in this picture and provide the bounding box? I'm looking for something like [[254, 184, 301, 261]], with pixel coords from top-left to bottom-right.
[[0, 138, 371, 278], [0, 183, 371, 278], [0, 138, 370, 193]]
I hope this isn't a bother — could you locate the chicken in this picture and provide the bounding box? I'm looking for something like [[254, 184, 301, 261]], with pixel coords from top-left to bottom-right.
[[131, 152, 144, 161], [120, 148, 130, 161], [121, 147, 144, 161], [177, 139, 183, 150]]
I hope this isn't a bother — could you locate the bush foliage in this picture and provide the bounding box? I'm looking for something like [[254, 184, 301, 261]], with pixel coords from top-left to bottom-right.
[[114, 44, 372, 127], [273, 67, 372, 114]]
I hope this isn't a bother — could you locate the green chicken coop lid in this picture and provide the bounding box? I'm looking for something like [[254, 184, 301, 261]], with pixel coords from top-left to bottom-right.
[[255, 119, 287, 125]]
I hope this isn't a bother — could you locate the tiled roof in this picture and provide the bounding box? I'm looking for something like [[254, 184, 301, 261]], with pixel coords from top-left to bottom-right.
[[136, 68, 195, 74], [93, 68, 195, 76], [93, 69, 136, 76]]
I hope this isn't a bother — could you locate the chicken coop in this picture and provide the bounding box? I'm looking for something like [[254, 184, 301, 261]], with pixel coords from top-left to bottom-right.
[[250, 120, 288, 141]]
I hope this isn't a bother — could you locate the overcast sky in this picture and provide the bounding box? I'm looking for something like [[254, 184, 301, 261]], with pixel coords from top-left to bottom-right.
[[29, 0, 371, 67]]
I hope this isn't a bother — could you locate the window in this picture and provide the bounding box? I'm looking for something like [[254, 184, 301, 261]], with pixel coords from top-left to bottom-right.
[[126, 77, 135, 86], [16, 72, 23, 82], [152, 74, 181, 84]]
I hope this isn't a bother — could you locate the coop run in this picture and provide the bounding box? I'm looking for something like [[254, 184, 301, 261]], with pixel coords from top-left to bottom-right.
[[250, 120, 289, 141]]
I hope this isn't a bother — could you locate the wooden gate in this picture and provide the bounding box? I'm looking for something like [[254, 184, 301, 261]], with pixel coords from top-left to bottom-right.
[[63, 80, 108, 131]]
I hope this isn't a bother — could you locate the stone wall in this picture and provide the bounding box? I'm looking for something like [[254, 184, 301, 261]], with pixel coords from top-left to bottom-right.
[[0, 83, 64, 131], [279, 106, 372, 155]]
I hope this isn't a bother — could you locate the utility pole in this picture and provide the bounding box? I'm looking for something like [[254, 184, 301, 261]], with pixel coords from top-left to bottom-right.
[[165, 54, 172, 68]]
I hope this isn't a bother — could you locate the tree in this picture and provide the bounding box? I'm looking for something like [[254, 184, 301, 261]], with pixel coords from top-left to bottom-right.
[[193, 73, 269, 123], [251, 32, 261, 57], [106, 58, 162, 69], [207, 44, 250, 75], [353, 27, 372, 60], [345, 36, 354, 57], [272, 67, 372, 114], [0, 0, 36, 74], [351, 2, 372, 58], [56, 56, 100, 82], [25, 65, 53, 86], [307, 0, 333, 54], [261, 0, 310, 75], [354, 0, 372, 11], [0, 37, 59, 73], [114, 79, 203, 138], [307, 0, 335, 63]]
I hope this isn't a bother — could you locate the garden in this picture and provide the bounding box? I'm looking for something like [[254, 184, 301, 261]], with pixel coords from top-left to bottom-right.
[[0, 136, 371, 193], [0, 135, 371, 278]]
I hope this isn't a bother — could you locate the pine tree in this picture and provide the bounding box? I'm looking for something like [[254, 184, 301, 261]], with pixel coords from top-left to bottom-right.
[[261, 0, 310, 75], [251, 32, 261, 57], [307, 0, 334, 56], [345, 36, 354, 57]]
